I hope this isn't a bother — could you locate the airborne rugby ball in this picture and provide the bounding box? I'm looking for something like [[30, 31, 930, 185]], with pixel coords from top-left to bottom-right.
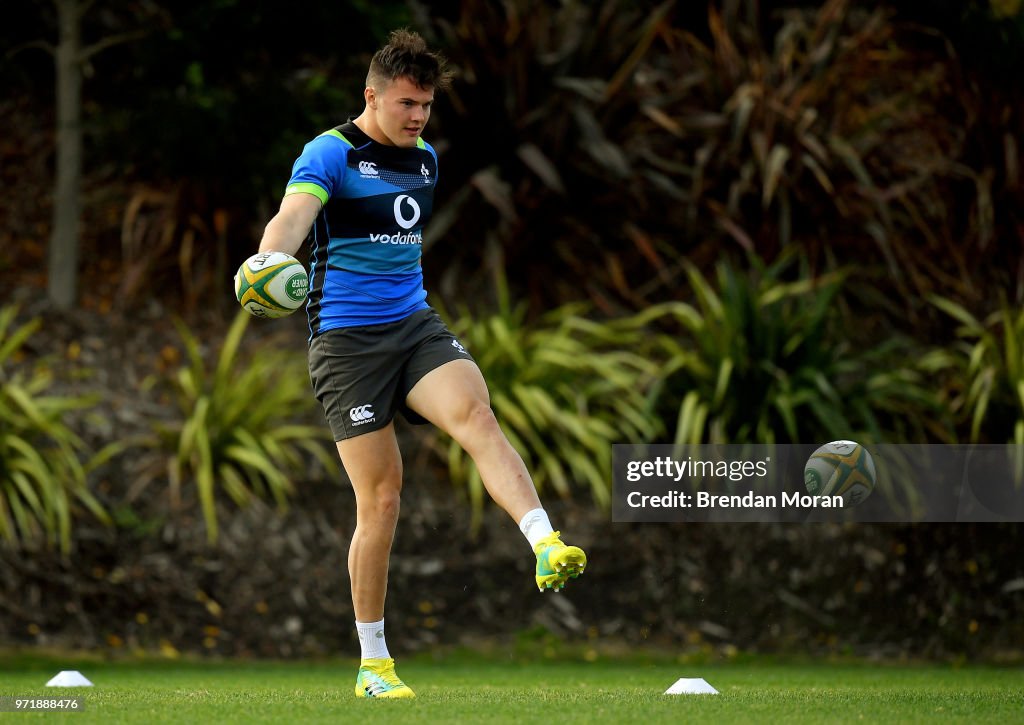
[[234, 252, 308, 318], [804, 440, 877, 505]]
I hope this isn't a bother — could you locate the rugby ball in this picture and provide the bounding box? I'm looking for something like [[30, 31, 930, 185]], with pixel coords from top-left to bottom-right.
[[234, 252, 308, 318], [804, 440, 876, 505]]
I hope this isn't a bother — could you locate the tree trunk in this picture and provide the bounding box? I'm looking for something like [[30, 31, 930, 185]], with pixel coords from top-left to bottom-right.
[[48, 0, 82, 310]]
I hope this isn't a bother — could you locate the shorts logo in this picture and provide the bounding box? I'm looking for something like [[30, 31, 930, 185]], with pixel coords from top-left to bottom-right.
[[349, 404, 375, 426], [358, 161, 378, 177], [393, 195, 421, 229], [452, 339, 467, 355]]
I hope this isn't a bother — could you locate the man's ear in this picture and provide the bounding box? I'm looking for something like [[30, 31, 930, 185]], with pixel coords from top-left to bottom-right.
[[364, 86, 377, 110]]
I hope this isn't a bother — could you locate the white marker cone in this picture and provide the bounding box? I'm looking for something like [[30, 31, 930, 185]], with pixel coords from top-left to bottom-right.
[[664, 677, 719, 695], [45, 670, 94, 687]]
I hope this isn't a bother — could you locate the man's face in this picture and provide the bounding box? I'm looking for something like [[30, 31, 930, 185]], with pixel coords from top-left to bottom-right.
[[368, 76, 434, 148]]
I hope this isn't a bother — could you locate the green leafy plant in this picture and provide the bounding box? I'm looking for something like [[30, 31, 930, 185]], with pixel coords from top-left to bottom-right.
[[931, 296, 1024, 444], [0, 306, 111, 553], [440, 277, 663, 527], [159, 311, 335, 543], [652, 254, 951, 446]]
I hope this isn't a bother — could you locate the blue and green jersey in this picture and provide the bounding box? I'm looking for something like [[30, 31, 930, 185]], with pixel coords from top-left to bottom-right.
[[285, 121, 438, 336]]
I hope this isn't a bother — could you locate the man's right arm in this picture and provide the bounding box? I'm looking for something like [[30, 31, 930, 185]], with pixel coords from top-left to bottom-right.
[[258, 192, 323, 256]]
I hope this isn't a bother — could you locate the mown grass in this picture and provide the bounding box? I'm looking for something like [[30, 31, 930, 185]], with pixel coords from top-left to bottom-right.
[[0, 653, 1021, 723]]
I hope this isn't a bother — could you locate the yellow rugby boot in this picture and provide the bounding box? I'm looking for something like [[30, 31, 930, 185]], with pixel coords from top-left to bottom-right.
[[354, 658, 416, 699], [535, 531, 587, 592]]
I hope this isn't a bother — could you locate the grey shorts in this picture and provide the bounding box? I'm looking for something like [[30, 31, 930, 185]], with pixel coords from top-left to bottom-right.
[[308, 308, 475, 440]]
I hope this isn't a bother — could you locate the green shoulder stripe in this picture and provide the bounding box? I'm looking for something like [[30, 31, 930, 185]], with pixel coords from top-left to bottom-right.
[[416, 137, 426, 149], [320, 129, 354, 146], [285, 182, 328, 205]]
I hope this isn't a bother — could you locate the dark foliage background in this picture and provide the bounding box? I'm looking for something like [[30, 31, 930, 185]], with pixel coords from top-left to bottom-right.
[[1, 0, 1023, 661]]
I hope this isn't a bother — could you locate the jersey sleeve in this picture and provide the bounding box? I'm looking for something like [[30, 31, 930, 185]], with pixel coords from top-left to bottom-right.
[[285, 133, 351, 205], [423, 139, 439, 185]]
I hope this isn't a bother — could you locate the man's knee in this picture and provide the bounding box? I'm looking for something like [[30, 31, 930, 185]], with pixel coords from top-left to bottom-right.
[[360, 485, 402, 525], [376, 487, 402, 521], [351, 457, 404, 525], [450, 400, 501, 445]]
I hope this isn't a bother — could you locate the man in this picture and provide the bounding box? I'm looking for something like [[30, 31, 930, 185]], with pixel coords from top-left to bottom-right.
[[256, 29, 587, 699]]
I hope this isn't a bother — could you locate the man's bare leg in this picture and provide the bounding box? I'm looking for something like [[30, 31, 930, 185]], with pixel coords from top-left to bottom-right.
[[405, 359, 587, 591]]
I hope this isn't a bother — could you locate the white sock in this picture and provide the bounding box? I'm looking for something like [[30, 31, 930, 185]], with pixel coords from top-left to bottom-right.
[[356, 619, 391, 660], [519, 508, 555, 549]]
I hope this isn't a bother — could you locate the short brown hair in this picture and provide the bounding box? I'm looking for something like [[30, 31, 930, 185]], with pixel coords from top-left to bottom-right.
[[366, 29, 453, 92]]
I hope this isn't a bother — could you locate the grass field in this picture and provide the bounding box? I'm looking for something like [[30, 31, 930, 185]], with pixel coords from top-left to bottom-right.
[[1, 653, 1022, 723]]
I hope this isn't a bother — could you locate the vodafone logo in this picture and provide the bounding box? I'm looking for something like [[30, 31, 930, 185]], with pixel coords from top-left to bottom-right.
[[349, 404, 375, 426], [393, 195, 421, 230]]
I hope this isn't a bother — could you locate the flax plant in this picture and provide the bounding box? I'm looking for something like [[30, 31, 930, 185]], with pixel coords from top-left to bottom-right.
[[0, 306, 111, 553], [421, 0, 1012, 321], [655, 254, 951, 446], [440, 276, 663, 529], [931, 296, 1024, 447], [160, 311, 334, 543]]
